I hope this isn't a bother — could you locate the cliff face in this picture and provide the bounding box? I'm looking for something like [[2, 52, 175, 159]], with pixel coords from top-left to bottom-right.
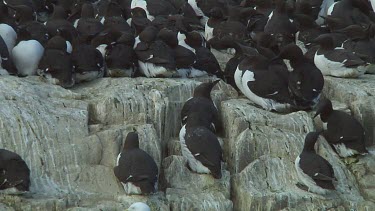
[[0, 75, 374, 210]]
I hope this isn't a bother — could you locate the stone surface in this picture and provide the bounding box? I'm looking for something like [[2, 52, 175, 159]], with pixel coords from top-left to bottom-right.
[[221, 99, 314, 173], [163, 155, 233, 211], [0, 76, 237, 210], [348, 147, 375, 202], [0, 73, 374, 210], [0, 203, 14, 211], [72, 77, 236, 154], [222, 97, 372, 210], [166, 188, 233, 211]]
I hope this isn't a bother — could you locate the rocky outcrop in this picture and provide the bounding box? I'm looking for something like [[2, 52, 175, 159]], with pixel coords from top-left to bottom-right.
[[0, 76, 235, 210], [0, 74, 374, 210], [221, 99, 370, 210]]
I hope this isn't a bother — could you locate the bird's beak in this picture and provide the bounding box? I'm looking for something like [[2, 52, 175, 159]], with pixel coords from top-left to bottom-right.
[[313, 100, 324, 118], [212, 79, 220, 85], [313, 111, 320, 119]]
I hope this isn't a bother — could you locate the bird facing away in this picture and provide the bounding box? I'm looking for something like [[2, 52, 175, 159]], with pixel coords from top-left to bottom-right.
[[114, 132, 158, 195], [179, 112, 223, 179], [181, 80, 221, 133]]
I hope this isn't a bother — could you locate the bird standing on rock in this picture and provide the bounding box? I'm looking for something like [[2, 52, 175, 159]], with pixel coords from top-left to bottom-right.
[[313, 34, 368, 78], [295, 131, 337, 195], [0, 149, 30, 194], [314, 98, 368, 157], [114, 132, 158, 195], [38, 35, 74, 88], [273, 43, 324, 110], [235, 53, 293, 112], [179, 112, 223, 179], [181, 80, 221, 133]]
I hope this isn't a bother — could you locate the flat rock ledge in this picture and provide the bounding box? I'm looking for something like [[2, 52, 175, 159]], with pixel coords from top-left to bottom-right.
[[0, 75, 374, 211]]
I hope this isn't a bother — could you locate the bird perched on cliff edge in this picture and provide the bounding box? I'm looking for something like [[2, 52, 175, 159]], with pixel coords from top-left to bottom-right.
[[181, 80, 222, 133], [295, 131, 336, 195], [314, 98, 368, 157], [0, 149, 30, 194], [114, 132, 158, 195]]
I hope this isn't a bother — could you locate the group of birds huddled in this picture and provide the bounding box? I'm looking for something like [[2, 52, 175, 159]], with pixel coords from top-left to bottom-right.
[[0, 0, 226, 88], [0, 0, 375, 110], [0, 0, 375, 209], [205, 0, 375, 113]]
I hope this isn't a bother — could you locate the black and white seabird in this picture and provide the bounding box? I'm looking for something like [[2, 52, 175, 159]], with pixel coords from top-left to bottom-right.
[[0, 23, 17, 55], [71, 44, 105, 83], [175, 30, 221, 78], [295, 131, 336, 195], [8, 4, 49, 46], [314, 98, 368, 157], [12, 35, 44, 77], [131, 0, 154, 21], [208, 7, 252, 57], [274, 44, 324, 109], [187, 0, 236, 25], [156, 29, 198, 78], [181, 80, 221, 132], [205, 7, 225, 41], [313, 34, 368, 78], [327, 0, 373, 27], [0, 1, 17, 29], [134, 26, 177, 78], [187, 0, 209, 25], [46, 5, 77, 38], [179, 112, 223, 179], [91, 28, 123, 57], [180, 31, 223, 79], [75, 3, 104, 44], [293, 0, 324, 21], [315, 0, 336, 25], [224, 41, 259, 90], [336, 24, 375, 74], [293, 14, 329, 54], [234, 53, 293, 112], [131, 0, 178, 22], [38, 35, 74, 88], [105, 32, 137, 77], [102, 2, 132, 34], [114, 132, 158, 195], [0, 149, 30, 193], [0, 34, 16, 75], [264, 0, 297, 47], [131, 7, 152, 35]]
